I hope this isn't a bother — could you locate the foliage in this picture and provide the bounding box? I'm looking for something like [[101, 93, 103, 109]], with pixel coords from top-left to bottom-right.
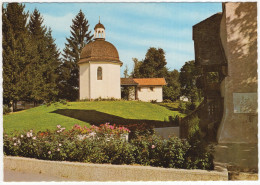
[[3, 125, 214, 170], [2, 3, 33, 108], [185, 102, 197, 113], [131, 48, 181, 101], [178, 101, 186, 113], [2, 3, 60, 109], [179, 60, 202, 102], [28, 9, 60, 103], [3, 105, 11, 115], [58, 10, 93, 101], [163, 69, 181, 101]]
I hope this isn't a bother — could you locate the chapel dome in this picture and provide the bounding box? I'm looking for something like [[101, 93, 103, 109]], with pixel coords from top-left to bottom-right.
[[79, 39, 122, 64], [94, 22, 105, 30]]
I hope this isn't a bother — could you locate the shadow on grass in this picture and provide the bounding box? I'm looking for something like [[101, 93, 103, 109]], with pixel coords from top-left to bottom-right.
[[51, 109, 176, 128], [151, 102, 180, 112]]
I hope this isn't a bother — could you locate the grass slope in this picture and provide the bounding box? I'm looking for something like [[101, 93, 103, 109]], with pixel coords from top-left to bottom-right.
[[3, 101, 183, 134]]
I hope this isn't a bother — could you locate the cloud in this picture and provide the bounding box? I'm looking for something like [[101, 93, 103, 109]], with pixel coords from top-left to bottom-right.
[[109, 31, 194, 55], [42, 13, 75, 33]]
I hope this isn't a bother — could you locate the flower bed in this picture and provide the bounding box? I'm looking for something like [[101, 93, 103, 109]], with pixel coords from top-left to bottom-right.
[[3, 123, 214, 170]]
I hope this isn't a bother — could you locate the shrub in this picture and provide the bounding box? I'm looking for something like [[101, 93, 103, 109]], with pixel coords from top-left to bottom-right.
[[3, 124, 214, 170], [163, 99, 172, 103], [3, 105, 11, 115], [178, 101, 186, 113], [185, 102, 196, 112], [59, 99, 67, 105]]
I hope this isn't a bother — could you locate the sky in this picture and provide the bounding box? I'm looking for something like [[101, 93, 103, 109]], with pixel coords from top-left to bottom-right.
[[23, 2, 222, 76]]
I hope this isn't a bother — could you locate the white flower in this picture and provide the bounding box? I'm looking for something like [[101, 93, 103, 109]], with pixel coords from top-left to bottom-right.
[[21, 135, 24, 138], [58, 143, 62, 146], [48, 151, 51, 154], [30, 132, 33, 137], [27, 132, 31, 138], [57, 148, 60, 151], [12, 137, 16, 140], [57, 125, 61, 129], [32, 137, 36, 140], [14, 143, 17, 146], [17, 139, 21, 144], [57, 130, 60, 133]]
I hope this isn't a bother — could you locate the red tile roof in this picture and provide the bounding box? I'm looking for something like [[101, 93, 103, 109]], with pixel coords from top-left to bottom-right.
[[121, 78, 166, 86], [121, 78, 138, 85]]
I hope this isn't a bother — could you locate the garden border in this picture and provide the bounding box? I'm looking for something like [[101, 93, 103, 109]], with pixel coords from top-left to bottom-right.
[[4, 156, 228, 181]]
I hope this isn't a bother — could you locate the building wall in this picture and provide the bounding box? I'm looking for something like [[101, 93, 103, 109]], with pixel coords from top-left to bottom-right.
[[79, 62, 121, 100], [137, 86, 163, 102], [217, 2, 258, 143], [89, 62, 121, 99], [79, 63, 90, 100]]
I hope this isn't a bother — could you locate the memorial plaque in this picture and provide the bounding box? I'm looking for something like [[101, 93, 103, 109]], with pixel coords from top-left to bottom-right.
[[233, 93, 257, 113]]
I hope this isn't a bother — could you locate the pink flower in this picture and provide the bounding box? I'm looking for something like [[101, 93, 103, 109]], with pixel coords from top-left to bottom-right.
[[27, 132, 31, 138], [30, 132, 33, 137], [21, 135, 24, 138], [57, 148, 60, 152], [14, 143, 17, 146], [60, 128, 65, 131], [151, 145, 156, 149], [48, 151, 51, 155], [32, 137, 36, 140], [57, 125, 61, 129]]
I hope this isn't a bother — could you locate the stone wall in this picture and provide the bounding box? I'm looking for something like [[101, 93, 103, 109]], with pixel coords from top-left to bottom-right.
[[217, 2, 258, 143]]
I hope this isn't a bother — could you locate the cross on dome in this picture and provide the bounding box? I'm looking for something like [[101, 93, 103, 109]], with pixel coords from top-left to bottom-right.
[[94, 17, 105, 40]]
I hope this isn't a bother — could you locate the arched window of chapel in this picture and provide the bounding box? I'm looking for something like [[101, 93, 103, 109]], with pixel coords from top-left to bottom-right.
[[97, 67, 102, 80]]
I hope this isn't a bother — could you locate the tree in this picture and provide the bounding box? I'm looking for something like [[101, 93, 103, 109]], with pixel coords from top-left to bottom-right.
[[123, 65, 129, 78], [131, 58, 142, 78], [28, 9, 60, 103], [131, 47, 180, 101], [163, 69, 181, 101], [138, 47, 168, 78], [2, 3, 34, 110], [179, 60, 202, 102], [59, 10, 93, 101]]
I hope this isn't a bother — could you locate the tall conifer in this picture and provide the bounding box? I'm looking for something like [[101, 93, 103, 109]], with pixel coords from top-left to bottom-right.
[[58, 10, 93, 101], [2, 3, 35, 110], [28, 9, 60, 102]]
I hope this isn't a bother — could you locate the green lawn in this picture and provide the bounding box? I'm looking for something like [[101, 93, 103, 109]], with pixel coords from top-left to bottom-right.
[[3, 101, 184, 134]]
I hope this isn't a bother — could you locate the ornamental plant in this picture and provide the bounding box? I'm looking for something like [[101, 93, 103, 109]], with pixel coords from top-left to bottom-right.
[[3, 124, 214, 170]]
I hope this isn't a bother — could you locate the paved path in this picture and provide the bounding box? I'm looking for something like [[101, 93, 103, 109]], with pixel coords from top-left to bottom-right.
[[4, 169, 72, 182]]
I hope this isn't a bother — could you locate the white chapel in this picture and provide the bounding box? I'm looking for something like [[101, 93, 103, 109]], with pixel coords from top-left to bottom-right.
[[78, 20, 123, 100], [78, 20, 166, 102]]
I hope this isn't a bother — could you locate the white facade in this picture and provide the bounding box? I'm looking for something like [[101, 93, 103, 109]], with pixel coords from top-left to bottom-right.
[[137, 86, 163, 102], [79, 61, 121, 100]]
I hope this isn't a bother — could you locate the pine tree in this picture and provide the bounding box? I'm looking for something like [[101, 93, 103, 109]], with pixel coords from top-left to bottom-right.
[[2, 3, 35, 110], [28, 9, 60, 103], [58, 10, 93, 101]]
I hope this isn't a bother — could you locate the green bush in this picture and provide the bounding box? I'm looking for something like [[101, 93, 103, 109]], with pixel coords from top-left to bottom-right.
[[185, 102, 196, 112], [163, 99, 172, 103], [3, 124, 214, 170], [3, 105, 11, 115], [178, 101, 186, 113]]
